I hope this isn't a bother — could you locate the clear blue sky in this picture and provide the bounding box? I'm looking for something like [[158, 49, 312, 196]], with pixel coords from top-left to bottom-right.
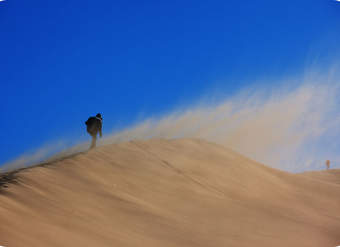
[[1, 0, 340, 165]]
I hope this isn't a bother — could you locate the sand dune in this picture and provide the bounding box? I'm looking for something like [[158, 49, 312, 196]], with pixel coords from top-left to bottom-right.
[[301, 169, 340, 185], [0, 139, 339, 247]]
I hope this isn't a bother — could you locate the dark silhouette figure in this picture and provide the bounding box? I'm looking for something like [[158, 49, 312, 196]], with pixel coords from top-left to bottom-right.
[[326, 160, 330, 170], [85, 113, 103, 149]]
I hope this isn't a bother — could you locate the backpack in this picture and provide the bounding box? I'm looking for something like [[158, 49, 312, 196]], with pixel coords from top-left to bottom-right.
[[85, 117, 96, 126]]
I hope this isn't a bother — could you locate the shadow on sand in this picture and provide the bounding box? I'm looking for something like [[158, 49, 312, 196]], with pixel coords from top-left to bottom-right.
[[0, 151, 87, 193]]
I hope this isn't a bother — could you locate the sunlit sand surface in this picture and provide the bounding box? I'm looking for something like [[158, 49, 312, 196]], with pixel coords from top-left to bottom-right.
[[1, 139, 339, 246]]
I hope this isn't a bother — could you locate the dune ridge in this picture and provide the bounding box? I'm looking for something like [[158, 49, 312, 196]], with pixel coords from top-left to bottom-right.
[[0, 138, 339, 247]]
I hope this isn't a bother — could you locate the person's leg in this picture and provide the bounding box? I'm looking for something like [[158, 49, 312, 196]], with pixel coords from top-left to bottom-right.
[[90, 134, 97, 149]]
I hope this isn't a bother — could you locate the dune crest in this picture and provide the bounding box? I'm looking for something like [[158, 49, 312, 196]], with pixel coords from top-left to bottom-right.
[[0, 139, 339, 247]]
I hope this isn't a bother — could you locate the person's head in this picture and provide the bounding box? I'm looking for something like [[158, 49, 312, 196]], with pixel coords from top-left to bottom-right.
[[96, 113, 102, 119]]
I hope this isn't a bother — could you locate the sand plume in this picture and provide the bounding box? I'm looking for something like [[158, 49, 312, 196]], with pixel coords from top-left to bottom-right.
[[3, 72, 340, 172]]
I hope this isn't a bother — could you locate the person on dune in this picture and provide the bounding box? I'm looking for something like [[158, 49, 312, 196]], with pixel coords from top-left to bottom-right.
[[85, 113, 103, 149]]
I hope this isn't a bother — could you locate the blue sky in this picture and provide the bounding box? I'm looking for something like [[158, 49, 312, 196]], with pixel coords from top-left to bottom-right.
[[1, 0, 340, 167]]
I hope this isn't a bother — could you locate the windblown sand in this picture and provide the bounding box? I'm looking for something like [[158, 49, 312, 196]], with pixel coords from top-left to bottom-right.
[[0, 139, 339, 247]]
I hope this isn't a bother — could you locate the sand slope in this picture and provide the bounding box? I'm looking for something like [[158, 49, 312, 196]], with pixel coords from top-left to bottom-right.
[[301, 169, 340, 185], [0, 139, 339, 247]]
